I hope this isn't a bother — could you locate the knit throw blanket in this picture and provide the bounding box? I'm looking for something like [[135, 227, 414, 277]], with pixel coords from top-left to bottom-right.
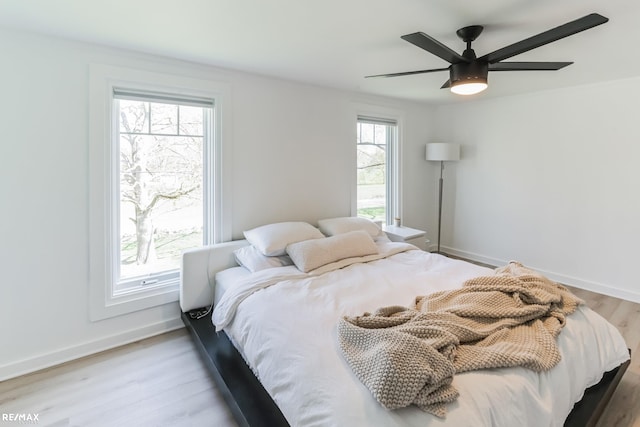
[[337, 262, 583, 418]]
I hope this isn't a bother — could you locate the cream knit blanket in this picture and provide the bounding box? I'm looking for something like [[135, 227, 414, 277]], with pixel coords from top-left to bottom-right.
[[337, 262, 583, 417]]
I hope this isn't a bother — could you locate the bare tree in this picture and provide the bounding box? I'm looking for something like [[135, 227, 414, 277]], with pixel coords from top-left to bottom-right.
[[357, 127, 387, 184], [119, 101, 202, 265]]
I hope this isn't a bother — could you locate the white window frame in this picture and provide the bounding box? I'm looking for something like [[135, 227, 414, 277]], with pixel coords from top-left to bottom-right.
[[352, 105, 403, 225], [89, 64, 232, 321]]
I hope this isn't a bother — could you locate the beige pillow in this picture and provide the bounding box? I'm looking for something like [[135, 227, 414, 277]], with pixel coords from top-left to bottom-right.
[[286, 230, 378, 273]]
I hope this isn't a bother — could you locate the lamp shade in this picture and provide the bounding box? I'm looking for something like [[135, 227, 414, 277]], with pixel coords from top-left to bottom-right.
[[426, 143, 460, 161]]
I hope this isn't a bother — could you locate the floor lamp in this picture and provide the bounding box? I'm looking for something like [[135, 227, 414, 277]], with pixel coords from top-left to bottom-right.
[[426, 143, 460, 254]]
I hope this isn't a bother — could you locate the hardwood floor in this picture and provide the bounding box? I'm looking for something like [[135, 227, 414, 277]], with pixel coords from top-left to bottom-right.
[[565, 286, 640, 427], [1, 287, 638, 427], [0, 330, 237, 427]]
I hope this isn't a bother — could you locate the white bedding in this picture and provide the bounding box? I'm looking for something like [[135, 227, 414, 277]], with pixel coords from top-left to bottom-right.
[[212, 243, 629, 427], [214, 266, 250, 305]]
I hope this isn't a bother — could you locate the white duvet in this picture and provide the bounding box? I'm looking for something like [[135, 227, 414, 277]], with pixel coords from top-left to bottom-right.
[[212, 243, 629, 427]]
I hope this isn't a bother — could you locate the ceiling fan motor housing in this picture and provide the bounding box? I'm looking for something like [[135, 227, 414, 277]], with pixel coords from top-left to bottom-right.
[[450, 60, 488, 86]]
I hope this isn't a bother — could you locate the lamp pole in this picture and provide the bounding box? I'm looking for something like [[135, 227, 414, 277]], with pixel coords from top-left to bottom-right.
[[425, 143, 460, 255], [436, 160, 444, 253]]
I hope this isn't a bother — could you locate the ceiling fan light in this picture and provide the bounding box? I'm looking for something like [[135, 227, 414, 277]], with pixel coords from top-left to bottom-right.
[[450, 80, 488, 95], [449, 61, 489, 95]]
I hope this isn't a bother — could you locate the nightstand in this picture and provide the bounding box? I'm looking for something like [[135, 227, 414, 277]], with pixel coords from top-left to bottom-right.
[[382, 225, 427, 250]]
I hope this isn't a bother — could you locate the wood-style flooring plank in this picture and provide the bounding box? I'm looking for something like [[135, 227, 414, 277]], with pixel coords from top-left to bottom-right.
[[0, 330, 237, 427]]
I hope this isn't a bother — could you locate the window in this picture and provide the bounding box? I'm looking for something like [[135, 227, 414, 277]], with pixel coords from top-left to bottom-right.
[[356, 116, 398, 225], [89, 65, 231, 320], [113, 91, 213, 294]]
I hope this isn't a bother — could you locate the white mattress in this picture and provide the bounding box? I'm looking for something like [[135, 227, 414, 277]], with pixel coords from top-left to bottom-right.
[[212, 244, 629, 427], [214, 266, 250, 305]]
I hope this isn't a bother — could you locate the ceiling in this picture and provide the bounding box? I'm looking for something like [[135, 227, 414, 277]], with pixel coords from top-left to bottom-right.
[[0, 0, 635, 104]]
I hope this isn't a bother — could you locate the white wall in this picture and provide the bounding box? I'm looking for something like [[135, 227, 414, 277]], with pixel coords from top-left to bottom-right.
[[0, 27, 435, 379], [5, 22, 636, 381], [433, 80, 640, 302]]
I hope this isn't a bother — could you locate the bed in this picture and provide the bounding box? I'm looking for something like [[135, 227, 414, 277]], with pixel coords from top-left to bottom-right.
[[180, 219, 630, 427]]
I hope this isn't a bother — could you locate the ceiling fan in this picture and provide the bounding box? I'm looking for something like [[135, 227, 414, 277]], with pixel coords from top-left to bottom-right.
[[366, 13, 608, 95]]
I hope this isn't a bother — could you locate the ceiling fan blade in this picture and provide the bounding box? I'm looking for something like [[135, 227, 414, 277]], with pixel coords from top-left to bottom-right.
[[365, 67, 449, 78], [440, 80, 451, 89], [479, 13, 608, 64], [489, 61, 573, 71], [401, 32, 470, 64]]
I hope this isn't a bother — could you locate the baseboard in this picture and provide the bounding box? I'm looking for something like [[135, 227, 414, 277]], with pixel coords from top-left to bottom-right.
[[440, 246, 640, 304], [431, 245, 505, 268], [0, 316, 184, 382]]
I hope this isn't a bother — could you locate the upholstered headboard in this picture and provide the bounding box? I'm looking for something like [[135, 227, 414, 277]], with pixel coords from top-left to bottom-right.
[[180, 239, 250, 312]]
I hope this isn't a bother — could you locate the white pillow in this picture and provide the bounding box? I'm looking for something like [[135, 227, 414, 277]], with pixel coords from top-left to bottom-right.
[[318, 216, 387, 241], [234, 245, 294, 273], [243, 221, 324, 256], [286, 230, 378, 273]]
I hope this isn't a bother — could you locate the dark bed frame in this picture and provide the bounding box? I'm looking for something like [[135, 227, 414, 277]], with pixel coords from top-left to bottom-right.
[[182, 309, 630, 427]]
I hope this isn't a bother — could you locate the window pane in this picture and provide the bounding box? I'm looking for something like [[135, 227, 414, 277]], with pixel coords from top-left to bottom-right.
[[150, 102, 178, 135], [117, 97, 209, 293], [359, 122, 374, 143], [119, 100, 149, 133], [357, 122, 387, 222], [179, 105, 204, 136]]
